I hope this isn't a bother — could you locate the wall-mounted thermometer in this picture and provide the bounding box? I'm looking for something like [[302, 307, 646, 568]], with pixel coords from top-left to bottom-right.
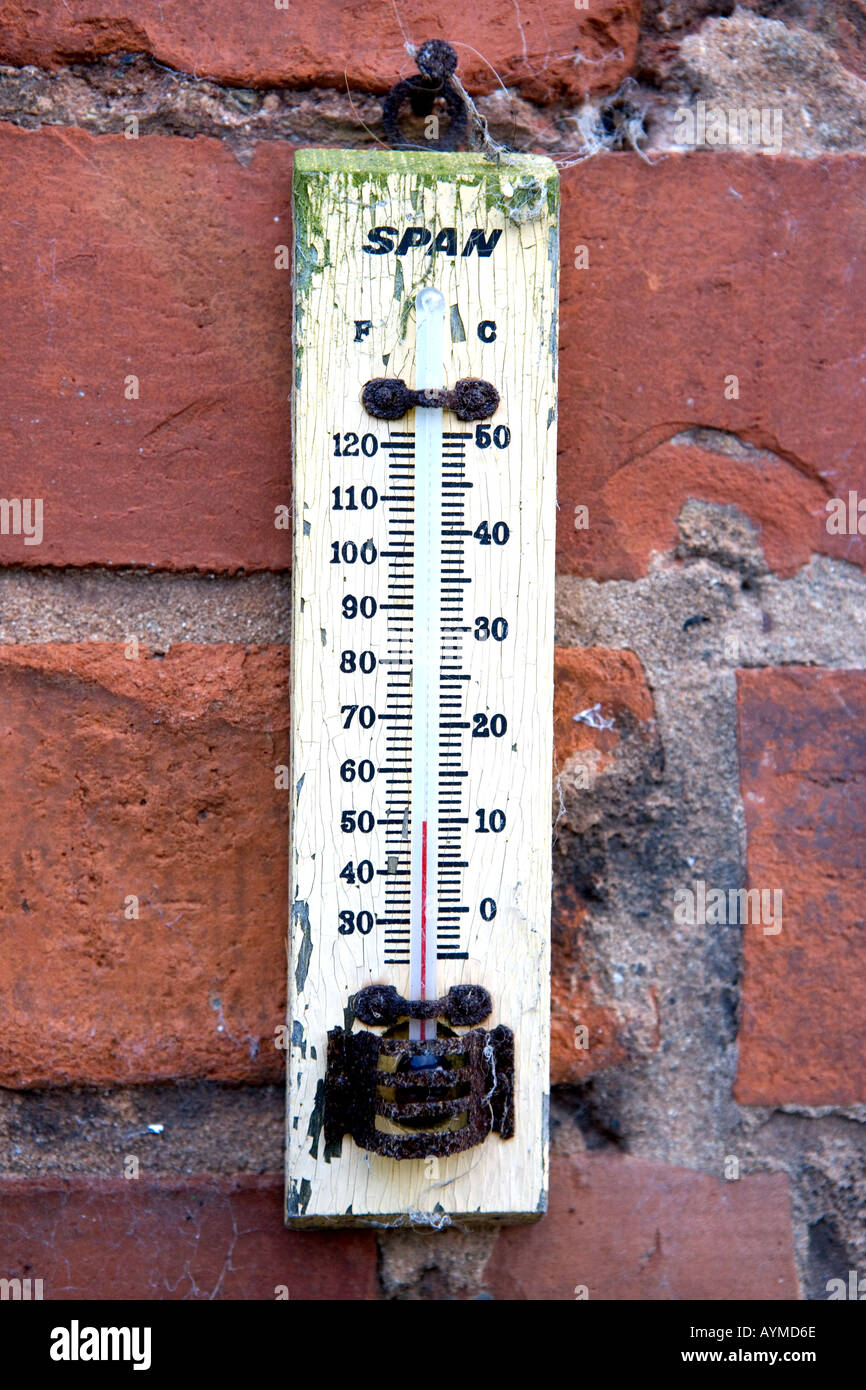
[[288, 149, 559, 1226]]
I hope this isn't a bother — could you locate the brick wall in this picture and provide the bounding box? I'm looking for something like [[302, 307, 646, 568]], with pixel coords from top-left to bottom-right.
[[0, 0, 864, 1300]]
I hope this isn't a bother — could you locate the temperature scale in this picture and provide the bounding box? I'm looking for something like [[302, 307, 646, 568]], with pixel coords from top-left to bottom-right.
[[288, 148, 559, 1225]]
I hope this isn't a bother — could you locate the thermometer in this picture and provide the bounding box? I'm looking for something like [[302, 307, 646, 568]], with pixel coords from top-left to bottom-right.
[[408, 285, 445, 1046], [288, 149, 559, 1226]]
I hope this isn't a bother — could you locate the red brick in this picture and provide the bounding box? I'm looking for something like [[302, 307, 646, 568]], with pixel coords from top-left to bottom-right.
[[0, 123, 294, 571], [0, 643, 289, 1086], [0, 1164, 798, 1302], [560, 153, 866, 578], [551, 648, 659, 1085], [0, 2, 639, 101], [2, 130, 862, 575], [551, 913, 659, 1085], [585, 438, 830, 580], [551, 941, 634, 1087], [485, 1153, 800, 1300], [0, 1177, 378, 1300], [554, 646, 655, 769], [735, 668, 866, 1105]]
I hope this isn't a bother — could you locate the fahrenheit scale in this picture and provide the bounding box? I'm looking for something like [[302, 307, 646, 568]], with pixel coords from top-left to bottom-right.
[[288, 149, 559, 1225]]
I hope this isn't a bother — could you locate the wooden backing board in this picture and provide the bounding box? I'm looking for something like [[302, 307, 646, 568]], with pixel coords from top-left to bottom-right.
[[288, 149, 558, 1226]]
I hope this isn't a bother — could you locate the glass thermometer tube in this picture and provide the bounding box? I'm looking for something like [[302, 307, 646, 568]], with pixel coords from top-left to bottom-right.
[[409, 288, 445, 1045]]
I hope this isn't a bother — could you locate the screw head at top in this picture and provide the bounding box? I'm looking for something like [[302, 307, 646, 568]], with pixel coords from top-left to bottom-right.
[[452, 377, 500, 421], [415, 40, 459, 82], [361, 378, 412, 420], [353, 984, 402, 1026]]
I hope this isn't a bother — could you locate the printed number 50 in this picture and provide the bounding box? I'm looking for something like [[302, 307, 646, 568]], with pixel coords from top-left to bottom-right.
[[475, 424, 511, 449]]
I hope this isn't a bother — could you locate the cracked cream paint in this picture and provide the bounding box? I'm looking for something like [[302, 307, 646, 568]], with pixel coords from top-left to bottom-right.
[[288, 149, 558, 1225]]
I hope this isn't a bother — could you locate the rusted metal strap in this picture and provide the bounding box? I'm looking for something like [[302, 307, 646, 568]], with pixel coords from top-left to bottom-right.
[[352, 982, 492, 1027], [324, 1022, 515, 1159], [362, 376, 499, 422]]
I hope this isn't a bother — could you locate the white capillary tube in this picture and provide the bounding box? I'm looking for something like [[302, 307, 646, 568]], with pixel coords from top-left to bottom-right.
[[409, 287, 444, 1048]]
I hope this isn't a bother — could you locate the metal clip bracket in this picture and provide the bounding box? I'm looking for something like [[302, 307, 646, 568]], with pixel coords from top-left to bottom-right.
[[324, 986, 515, 1159], [382, 40, 467, 152]]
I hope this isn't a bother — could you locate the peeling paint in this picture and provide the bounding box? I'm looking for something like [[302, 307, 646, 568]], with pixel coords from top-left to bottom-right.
[[286, 1176, 312, 1217], [292, 898, 312, 992], [307, 1078, 325, 1159]]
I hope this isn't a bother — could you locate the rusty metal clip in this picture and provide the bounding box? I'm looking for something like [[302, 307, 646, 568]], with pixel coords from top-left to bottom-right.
[[324, 988, 515, 1160], [382, 40, 467, 152], [353, 983, 492, 1028], [362, 377, 499, 422]]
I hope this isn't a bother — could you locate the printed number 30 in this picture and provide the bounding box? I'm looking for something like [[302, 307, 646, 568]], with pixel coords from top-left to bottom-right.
[[474, 616, 508, 641]]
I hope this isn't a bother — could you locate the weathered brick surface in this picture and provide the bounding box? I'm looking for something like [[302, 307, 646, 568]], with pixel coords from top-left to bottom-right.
[[735, 667, 866, 1105], [551, 648, 659, 1084], [1, 126, 862, 576], [0, 1, 639, 100], [559, 153, 866, 578], [0, 639, 651, 1089], [485, 1153, 800, 1300], [0, 638, 660, 1090], [553, 646, 655, 769], [0, 643, 289, 1086], [0, 124, 294, 571], [639, 0, 866, 85], [551, 886, 635, 1086], [0, 1159, 797, 1300], [740, 1, 866, 81], [0, 1177, 378, 1299]]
